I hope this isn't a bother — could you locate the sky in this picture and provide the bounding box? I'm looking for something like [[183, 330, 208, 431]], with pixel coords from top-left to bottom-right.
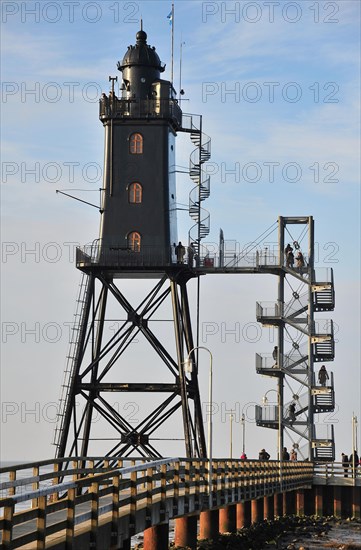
[[1, 0, 360, 463]]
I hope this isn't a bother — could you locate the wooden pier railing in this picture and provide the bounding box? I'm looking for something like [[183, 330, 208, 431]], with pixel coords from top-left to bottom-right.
[[0, 457, 315, 549]]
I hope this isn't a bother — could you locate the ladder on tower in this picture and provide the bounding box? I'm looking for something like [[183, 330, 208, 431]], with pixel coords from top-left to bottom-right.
[[53, 273, 90, 451]]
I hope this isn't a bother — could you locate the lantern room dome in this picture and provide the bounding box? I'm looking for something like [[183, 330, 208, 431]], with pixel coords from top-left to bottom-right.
[[117, 29, 165, 72]]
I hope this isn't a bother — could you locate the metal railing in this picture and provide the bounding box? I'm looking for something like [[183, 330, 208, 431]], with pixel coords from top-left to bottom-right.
[[99, 96, 182, 127], [314, 461, 361, 484]]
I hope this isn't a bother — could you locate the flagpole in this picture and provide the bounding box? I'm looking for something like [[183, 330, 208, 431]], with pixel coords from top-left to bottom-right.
[[179, 38, 185, 106], [171, 3, 174, 84]]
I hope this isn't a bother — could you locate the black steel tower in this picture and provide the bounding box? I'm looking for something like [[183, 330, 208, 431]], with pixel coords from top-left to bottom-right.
[[54, 30, 209, 460]]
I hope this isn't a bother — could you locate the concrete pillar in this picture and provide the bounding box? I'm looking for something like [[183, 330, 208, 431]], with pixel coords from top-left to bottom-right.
[[303, 488, 314, 516], [251, 498, 263, 524], [219, 504, 236, 534], [352, 487, 360, 519], [286, 491, 295, 515], [274, 493, 283, 517], [143, 523, 169, 550], [296, 489, 305, 516], [315, 486, 323, 517], [236, 501, 251, 529], [333, 486, 342, 518], [263, 496, 274, 520], [282, 491, 295, 515], [174, 516, 198, 549], [199, 510, 219, 541]]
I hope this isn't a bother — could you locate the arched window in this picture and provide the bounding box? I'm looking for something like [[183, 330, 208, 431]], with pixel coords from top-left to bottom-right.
[[128, 182, 142, 203], [129, 133, 143, 154], [128, 231, 141, 252]]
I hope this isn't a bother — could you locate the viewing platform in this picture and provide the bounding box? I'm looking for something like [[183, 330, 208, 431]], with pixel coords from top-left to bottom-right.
[[99, 96, 182, 131], [75, 244, 335, 283], [312, 372, 335, 412]]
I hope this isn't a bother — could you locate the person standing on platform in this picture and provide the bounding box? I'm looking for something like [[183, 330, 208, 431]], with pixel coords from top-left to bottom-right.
[[295, 251, 305, 272], [175, 241, 185, 264], [187, 243, 195, 267], [259, 449, 270, 460], [349, 450, 359, 474], [282, 447, 290, 460], [318, 365, 329, 386], [290, 449, 297, 461], [272, 346, 278, 367], [286, 249, 294, 269], [342, 452, 349, 477]]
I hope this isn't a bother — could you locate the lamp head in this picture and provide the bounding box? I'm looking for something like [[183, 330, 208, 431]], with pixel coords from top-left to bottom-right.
[[184, 358, 193, 373]]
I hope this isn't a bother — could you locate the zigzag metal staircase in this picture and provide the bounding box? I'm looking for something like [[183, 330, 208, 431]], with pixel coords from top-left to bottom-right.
[[53, 273, 90, 451], [312, 269, 335, 312], [254, 221, 336, 461], [187, 119, 211, 252]]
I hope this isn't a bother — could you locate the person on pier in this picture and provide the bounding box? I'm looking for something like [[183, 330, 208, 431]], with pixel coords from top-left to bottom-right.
[[282, 447, 290, 460], [342, 452, 349, 477], [259, 449, 270, 460]]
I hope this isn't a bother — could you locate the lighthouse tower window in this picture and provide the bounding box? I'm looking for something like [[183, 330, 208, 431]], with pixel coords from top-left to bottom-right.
[[128, 231, 141, 252], [129, 133, 143, 154], [128, 182, 143, 203]]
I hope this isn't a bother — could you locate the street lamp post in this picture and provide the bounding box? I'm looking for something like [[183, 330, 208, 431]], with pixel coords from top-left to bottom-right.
[[230, 412, 235, 459], [262, 388, 282, 490], [352, 413, 358, 479], [184, 346, 213, 507], [241, 413, 246, 454]]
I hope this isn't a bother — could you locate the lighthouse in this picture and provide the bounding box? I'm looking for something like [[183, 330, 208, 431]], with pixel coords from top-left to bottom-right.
[[98, 29, 182, 266], [54, 29, 210, 460]]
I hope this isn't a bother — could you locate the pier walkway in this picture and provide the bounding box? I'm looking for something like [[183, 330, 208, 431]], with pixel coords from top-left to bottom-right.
[[1, 457, 360, 549]]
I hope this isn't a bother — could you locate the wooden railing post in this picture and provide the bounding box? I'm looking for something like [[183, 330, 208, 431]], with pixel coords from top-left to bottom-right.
[[36, 495, 47, 549], [87, 459, 94, 478], [236, 459, 242, 501], [72, 460, 78, 481], [194, 459, 200, 507], [110, 473, 120, 548], [173, 460, 179, 516], [220, 460, 225, 504], [90, 481, 99, 548], [66, 487, 76, 548], [52, 462, 59, 502], [146, 466, 153, 526], [2, 502, 15, 549], [160, 463, 167, 521], [8, 470, 16, 497], [32, 465, 39, 508], [129, 469, 137, 535]]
